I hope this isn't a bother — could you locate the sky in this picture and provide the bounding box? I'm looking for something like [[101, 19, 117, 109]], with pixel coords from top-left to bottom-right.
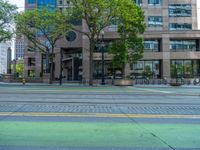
[[8, 0, 24, 11], [7, 0, 25, 59]]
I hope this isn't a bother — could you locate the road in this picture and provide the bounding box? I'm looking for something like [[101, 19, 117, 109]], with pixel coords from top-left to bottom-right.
[[0, 84, 200, 150]]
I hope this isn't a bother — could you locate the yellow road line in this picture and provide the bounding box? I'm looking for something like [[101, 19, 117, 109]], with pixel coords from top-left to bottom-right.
[[0, 112, 199, 119]]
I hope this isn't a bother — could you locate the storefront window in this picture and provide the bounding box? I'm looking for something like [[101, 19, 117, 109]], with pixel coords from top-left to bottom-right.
[[171, 60, 200, 78], [93, 61, 114, 79], [133, 60, 161, 79]]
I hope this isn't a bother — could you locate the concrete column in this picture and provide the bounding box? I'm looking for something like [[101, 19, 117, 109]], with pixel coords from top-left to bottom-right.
[[54, 48, 61, 79], [35, 53, 42, 77], [24, 56, 28, 78], [162, 34, 171, 79], [82, 35, 90, 82]]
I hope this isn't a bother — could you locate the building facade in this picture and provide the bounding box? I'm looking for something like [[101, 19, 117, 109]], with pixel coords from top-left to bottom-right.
[[24, 0, 200, 82], [0, 41, 11, 74], [15, 36, 25, 60]]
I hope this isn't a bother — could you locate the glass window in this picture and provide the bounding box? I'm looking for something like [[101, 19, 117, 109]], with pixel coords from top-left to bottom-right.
[[135, 0, 142, 6], [38, 0, 56, 9], [169, 23, 192, 31], [148, 0, 162, 5], [144, 40, 160, 52], [169, 4, 192, 17], [28, 0, 36, 4], [28, 58, 36, 66], [148, 16, 163, 27], [171, 60, 200, 78], [28, 70, 35, 77], [133, 60, 161, 79], [170, 40, 197, 52], [42, 54, 49, 73], [94, 41, 112, 53], [93, 61, 114, 79]]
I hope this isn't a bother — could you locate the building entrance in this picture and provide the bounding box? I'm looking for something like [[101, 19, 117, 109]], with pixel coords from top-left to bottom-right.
[[61, 49, 82, 81]]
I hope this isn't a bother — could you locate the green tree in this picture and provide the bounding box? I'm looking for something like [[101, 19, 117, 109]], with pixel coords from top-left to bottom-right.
[[16, 61, 24, 78], [0, 0, 17, 42], [109, 0, 146, 79], [69, 0, 145, 85], [15, 8, 70, 84]]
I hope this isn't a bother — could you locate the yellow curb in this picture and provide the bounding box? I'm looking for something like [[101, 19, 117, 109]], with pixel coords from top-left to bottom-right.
[[0, 112, 200, 119]]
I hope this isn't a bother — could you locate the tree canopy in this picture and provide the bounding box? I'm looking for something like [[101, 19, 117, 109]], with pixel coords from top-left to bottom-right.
[[0, 0, 17, 42], [69, 0, 146, 84], [15, 8, 70, 83]]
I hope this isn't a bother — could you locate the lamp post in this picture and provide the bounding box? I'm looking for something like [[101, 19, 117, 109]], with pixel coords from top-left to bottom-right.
[[101, 30, 105, 85], [59, 49, 63, 85]]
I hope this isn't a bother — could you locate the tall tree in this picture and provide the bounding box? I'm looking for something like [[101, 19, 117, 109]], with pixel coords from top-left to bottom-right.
[[15, 8, 70, 84], [69, 0, 145, 85], [107, 0, 146, 79], [0, 0, 17, 42]]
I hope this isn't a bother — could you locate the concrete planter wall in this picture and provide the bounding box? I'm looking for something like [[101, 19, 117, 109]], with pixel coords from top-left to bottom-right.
[[114, 79, 133, 86], [43, 73, 50, 83]]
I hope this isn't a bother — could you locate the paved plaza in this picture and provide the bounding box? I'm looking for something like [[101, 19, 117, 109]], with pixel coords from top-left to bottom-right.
[[0, 84, 200, 150]]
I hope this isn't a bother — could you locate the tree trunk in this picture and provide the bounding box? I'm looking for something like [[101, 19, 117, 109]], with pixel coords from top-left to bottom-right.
[[49, 48, 54, 84], [89, 39, 95, 86], [122, 63, 126, 79]]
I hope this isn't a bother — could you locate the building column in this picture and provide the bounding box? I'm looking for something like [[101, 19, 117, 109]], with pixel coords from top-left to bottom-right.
[[162, 34, 171, 79], [35, 53, 42, 77], [82, 35, 90, 83]]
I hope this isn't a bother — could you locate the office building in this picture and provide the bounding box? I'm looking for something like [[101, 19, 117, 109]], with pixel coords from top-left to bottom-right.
[[24, 0, 200, 82], [0, 41, 11, 74], [15, 36, 25, 60]]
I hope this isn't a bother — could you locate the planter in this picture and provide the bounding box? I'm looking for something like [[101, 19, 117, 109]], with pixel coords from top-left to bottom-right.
[[170, 79, 183, 87], [170, 82, 182, 86], [43, 73, 50, 83], [114, 79, 133, 86]]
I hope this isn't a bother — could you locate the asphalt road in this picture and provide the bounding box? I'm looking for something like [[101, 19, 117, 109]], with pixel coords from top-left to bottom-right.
[[0, 84, 200, 150]]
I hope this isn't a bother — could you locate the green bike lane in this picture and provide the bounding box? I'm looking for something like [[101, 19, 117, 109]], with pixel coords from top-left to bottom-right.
[[0, 85, 200, 149], [0, 118, 200, 149]]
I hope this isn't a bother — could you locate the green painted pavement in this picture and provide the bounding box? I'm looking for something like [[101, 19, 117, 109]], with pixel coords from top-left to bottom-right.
[[0, 121, 199, 149]]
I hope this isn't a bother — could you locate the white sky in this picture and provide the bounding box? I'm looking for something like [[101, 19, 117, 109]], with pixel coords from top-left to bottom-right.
[[7, 0, 25, 59], [8, 0, 25, 11]]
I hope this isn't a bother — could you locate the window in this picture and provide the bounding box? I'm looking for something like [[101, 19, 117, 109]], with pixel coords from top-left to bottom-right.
[[93, 61, 114, 79], [94, 41, 112, 53], [148, 0, 162, 5], [169, 23, 192, 31], [132, 60, 161, 79], [108, 18, 119, 32], [171, 60, 200, 78], [28, 70, 36, 77], [169, 4, 192, 17], [135, 0, 142, 6], [42, 54, 49, 73], [38, 0, 56, 9], [59, 0, 62, 5], [144, 40, 160, 52], [28, 0, 36, 4], [170, 40, 197, 52], [28, 58, 36, 66], [148, 16, 163, 27]]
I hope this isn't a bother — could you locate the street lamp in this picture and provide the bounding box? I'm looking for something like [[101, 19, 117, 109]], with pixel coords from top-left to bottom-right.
[[59, 49, 63, 85], [100, 30, 105, 85]]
